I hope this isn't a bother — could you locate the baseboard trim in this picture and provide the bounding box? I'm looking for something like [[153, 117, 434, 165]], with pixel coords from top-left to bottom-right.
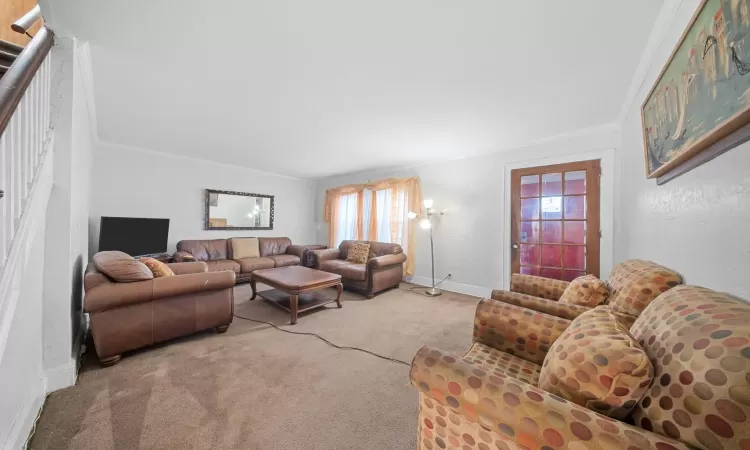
[[44, 360, 77, 393], [2, 376, 45, 450], [405, 276, 492, 299]]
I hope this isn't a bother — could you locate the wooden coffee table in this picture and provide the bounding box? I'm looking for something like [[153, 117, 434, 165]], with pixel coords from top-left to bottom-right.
[[250, 266, 343, 325]]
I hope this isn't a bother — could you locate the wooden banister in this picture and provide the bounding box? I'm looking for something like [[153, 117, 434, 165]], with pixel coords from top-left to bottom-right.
[[0, 26, 52, 138], [11, 5, 41, 35]]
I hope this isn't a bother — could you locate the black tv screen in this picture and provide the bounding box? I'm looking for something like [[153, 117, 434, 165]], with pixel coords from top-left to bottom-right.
[[98, 217, 170, 256]]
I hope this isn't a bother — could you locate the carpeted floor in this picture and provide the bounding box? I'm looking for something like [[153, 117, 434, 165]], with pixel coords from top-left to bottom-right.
[[29, 283, 481, 450]]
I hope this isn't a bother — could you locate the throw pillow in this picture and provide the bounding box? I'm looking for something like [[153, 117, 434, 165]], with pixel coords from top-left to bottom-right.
[[93, 251, 154, 282], [346, 242, 371, 264], [558, 274, 609, 307], [231, 237, 260, 259], [140, 257, 175, 278], [538, 306, 654, 420]]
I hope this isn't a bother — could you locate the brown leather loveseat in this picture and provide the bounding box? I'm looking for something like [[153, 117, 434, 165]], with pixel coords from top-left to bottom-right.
[[311, 240, 406, 297], [173, 237, 325, 283], [84, 251, 235, 366]]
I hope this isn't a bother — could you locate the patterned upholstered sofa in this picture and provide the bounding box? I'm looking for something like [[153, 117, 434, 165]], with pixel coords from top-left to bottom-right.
[[410, 285, 750, 450], [491, 259, 682, 327]]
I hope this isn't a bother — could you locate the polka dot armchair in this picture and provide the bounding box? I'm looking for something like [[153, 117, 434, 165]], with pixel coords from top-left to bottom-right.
[[410, 285, 750, 450], [495, 259, 682, 327]]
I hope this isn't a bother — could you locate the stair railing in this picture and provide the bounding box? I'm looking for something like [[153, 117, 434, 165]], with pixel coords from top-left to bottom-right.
[[0, 24, 53, 269]]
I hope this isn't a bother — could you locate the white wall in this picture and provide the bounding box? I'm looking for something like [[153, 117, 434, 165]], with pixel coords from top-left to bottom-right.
[[41, 38, 93, 393], [90, 145, 317, 254], [616, 0, 750, 300], [315, 126, 619, 296]]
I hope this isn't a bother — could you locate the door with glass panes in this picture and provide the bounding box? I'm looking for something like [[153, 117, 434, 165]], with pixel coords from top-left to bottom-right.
[[510, 160, 601, 280]]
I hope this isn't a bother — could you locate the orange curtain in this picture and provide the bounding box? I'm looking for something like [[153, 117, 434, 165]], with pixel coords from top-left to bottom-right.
[[324, 177, 423, 275]]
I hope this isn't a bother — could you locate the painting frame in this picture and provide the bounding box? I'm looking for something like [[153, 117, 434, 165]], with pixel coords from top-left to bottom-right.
[[641, 0, 750, 182]]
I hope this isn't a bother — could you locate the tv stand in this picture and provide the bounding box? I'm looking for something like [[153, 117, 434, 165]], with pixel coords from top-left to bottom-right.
[[135, 253, 172, 264]]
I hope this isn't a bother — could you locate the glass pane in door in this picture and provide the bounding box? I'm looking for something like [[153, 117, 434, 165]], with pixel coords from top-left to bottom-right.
[[513, 161, 599, 281]]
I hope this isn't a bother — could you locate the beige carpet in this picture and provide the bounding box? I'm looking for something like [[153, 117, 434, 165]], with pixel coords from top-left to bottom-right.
[[29, 283, 481, 450]]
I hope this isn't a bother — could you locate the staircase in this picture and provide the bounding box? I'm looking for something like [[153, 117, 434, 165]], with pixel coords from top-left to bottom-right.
[[0, 6, 55, 448]]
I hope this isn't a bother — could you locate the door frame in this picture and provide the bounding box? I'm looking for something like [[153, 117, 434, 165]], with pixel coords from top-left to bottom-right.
[[501, 149, 615, 290]]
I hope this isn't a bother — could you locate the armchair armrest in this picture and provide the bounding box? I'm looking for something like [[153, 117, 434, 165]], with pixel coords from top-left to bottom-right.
[[368, 253, 406, 269], [167, 261, 208, 275], [311, 248, 341, 267], [84, 271, 235, 313], [410, 346, 691, 450], [491, 289, 591, 321], [172, 251, 197, 263], [473, 297, 570, 364], [286, 244, 327, 258], [510, 273, 570, 300]]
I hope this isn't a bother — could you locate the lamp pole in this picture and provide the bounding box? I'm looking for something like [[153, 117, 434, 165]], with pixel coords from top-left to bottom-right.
[[425, 212, 441, 296]]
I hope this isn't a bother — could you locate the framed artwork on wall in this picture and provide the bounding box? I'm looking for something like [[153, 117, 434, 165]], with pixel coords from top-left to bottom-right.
[[642, 0, 750, 184]]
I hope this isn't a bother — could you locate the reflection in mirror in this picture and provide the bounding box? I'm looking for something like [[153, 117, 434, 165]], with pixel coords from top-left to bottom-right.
[[205, 189, 274, 230]]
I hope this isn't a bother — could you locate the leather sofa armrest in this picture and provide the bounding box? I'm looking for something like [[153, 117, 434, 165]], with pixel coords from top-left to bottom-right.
[[167, 261, 208, 275], [473, 297, 570, 365], [410, 346, 691, 450], [368, 253, 406, 269], [152, 271, 235, 299], [510, 273, 570, 300], [490, 289, 591, 321], [285, 244, 308, 258], [172, 251, 197, 263], [84, 271, 235, 314], [311, 248, 341, 267]]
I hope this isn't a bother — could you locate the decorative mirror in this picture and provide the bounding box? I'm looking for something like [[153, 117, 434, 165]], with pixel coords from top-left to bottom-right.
[[204, 189, 274, 230]]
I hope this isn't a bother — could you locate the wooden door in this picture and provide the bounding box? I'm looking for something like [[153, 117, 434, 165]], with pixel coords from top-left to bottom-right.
[[511, 160, 601, 280]]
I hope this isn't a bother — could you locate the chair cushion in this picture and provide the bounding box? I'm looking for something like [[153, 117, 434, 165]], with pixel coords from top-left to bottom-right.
[[139, 257, 175, 278], [559, 274, 609, 307], [206, 259, 242, 274], [231, 237, 260, 259], [630, 285, 750, 449], [463, 342, 541, 386], [346, 242, 371, 264], [268, 254, 300, 267], [606, 259, 681, 321], [539, 306, 653, 420], [233, 257, 274, 273], [319, 260, 366, 281], [93, 251, 153, 282]]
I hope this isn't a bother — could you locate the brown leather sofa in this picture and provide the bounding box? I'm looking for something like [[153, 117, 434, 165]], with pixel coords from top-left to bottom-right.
[[311, 240, 406, 298], [173, 237, 326, 283], [84, 252, 235, 367]]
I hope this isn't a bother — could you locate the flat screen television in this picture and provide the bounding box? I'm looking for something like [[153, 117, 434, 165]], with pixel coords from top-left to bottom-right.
[[98, 217, 170, 256]]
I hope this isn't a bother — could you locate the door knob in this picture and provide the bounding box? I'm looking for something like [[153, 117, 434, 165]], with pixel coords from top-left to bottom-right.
[[512, 244, 519, 249]]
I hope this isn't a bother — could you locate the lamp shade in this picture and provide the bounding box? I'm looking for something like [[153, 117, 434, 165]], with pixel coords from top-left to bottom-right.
[[419, 218, 431, 229], [408, 211, 418, 219], [423, 199, 434, 209]]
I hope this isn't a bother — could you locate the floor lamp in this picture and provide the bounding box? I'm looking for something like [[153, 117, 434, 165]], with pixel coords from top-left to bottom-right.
[[409, 199, 444, 297]]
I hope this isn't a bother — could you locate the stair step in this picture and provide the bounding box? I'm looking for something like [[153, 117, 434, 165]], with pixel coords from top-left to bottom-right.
[[0, 40, 23, 56], [0, 63, 8, 75], [0, 49, 17, 65]]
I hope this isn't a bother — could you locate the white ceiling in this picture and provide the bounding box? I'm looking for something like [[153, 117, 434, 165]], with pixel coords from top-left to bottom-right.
[[41, 0, 663, 178]]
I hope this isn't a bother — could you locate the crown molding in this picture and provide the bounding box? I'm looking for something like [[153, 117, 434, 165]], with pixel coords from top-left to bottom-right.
[[616, 0, 683, 124]]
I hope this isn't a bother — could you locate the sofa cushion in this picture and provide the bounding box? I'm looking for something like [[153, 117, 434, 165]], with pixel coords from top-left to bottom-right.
[[606, 259, 681, 321], [559, 274, 609, 307], [268, 254, 300, 268], [319, 260, 366, 281], [463, 342, 542, 386], [93, 251, 153, 282], [139, 257, 175, 278], [176, 239, 228, 261], [231, 237, 260, 259], [630, 285, 750, 449], [539, 306, 653, 420], [233, 257, 274, 273], [346, 242, 371, 264], [258, 237, 292, 257], [206, 260, 241, 274]]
